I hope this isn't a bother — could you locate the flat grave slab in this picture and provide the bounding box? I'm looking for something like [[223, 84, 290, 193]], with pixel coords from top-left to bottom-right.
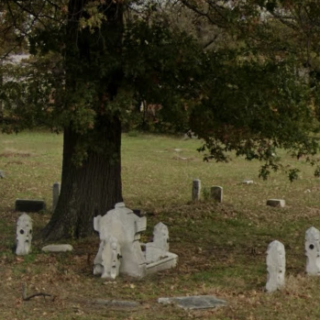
[[158, 295, 227, 310]]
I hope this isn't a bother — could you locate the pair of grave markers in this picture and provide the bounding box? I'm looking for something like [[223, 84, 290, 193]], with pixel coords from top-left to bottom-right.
[[192, 179, 223, 202], [266, 226, 320, 292]]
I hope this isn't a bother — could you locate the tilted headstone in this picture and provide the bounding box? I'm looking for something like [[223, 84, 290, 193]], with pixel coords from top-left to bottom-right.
[[52, 182, 60, 212], [146, 222, 169, 263], [305, 227, 320, 275], [93, 235, 121, 279], [93, 202, 147, 278], [210, 186, 223, 203], [266, 240, 285, 292], [16, 213, 33, 255], [192, 179, 201, 201], [266, 199, 285, 208]]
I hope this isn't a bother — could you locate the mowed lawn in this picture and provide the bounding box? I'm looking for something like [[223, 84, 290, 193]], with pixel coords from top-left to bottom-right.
[[1, 130, 320, 319]]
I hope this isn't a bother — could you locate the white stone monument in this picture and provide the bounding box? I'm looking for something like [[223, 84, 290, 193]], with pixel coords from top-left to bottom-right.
[[93, 202, 147, 278], [93, 235, 121, 279], [192, 179, 201, 201], [266, 240, 285, 292], [93, 203, 178, 278], [16, 213, 33, 255], [146, 222, 169, 263], [305, 227, 320, 275]]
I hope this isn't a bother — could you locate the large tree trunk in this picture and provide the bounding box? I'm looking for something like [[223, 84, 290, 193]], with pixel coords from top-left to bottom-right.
[[43, 0, 124, 240], [44, 115, 123, 240]]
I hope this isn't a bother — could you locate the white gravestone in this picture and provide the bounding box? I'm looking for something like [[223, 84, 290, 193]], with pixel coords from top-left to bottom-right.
[[146, 222, 169, 263], [94, 202, 147, 278], [211, 186, 223, 203], [16, 213, 33, 255], [305, 227, 320, 275], [266, 240, 285, 292], [93, 235, 121, 279], [192, 179, 201, 201]]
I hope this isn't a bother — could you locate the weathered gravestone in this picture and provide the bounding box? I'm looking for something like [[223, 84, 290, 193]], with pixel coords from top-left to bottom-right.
[[52, 182, 60, 212], [144, 222, 178, 273], [266, 240, 286, 292], [266, 199, 285, 208], [15, 199, 46, 212], [93, 203, 178, 279], [192, 179, 201, 201], [94, 202, 147, 278], [16, 213, 32, 255], [210, 186, 223, 203], [305, 227, 320, 275], [93, 235, 121, 279]]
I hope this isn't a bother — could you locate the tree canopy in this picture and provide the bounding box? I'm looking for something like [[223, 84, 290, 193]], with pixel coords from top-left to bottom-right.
[[1, 0, 320, 238]]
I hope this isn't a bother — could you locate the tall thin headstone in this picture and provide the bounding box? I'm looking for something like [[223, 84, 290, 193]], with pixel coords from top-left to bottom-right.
[[305, 227, 320, 275], [266, 240, 285, 292], [192, 179, 201, 201], [210, 186, 223, 203], [52, 182, 60, 211]]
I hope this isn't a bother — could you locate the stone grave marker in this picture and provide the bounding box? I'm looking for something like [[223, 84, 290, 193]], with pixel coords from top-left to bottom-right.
[[145, 222, 169, 263], [15, 199, 46, 212], [158, 295, 227, 310], [266, 199, 285, 207], [52, 182, 60, 211], [16, 213, 33, 255], [192, 179, 201, 201], [266, 240, 285, 292], [93, 235, 121, 279], [305, 227, 320, 275], [93, 202, 147, 278], [210, 186, 223, 203]]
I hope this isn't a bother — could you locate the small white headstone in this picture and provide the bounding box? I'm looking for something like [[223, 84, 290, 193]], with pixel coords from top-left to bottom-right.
[[266, 240, 285, 292], [242, 180, 253, 185], [94, 236, 121, 279], [16, 213, 33, 255], [192, 179, 201, 201], [146, 222, 169, 263], [266, 199, 285, 207], [305, 227, 320, 275], [211, 186, 223, 203]]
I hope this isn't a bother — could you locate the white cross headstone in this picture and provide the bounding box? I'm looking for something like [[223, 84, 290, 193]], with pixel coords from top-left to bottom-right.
[[211, 186, 223, 203], [16, 213, 33, 255], [266, 240, 285, 292], [192, 179, 201, 201], [305, 227, 320, 275], [93, 202, 147, 278]]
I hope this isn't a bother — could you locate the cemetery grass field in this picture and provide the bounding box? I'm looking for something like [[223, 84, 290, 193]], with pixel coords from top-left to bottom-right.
[[2, 131, 320, 319]]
